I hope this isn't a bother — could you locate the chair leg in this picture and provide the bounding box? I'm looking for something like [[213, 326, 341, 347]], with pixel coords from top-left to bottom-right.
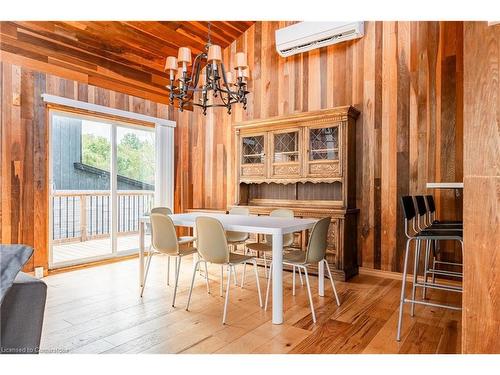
[[253, 259, 263, 307], [175, 257, 179, 279], [432, 257, 437, 284], [204, 261, 210, 294], [410, 239, 421, 317], [423, 240, 431, 300], [222, 265, 232, 324], [220, 265, 224, 297], [186, 260, 201, 311], [241, 261, 247, 288], [264, 263, 273, 311], [263, 252, 268, 279], [232, 264, 238, 286], [292, 266, 296, 296], [166, 256, 170, 286], [324, 259, 340, 306], [396, 238, 413, 341], [171, 255, 182, 307], [298, 266, 304, 286], [303, 267, 316, 323], [140, 250, 154, 297]]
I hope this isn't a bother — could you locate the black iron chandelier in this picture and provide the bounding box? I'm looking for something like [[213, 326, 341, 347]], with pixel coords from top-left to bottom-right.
[[164, 22, 249, 115]]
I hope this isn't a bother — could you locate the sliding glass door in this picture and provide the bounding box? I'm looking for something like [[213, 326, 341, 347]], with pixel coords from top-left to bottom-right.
[[116, 125, 155, 253], [49, 111, 155, 268]]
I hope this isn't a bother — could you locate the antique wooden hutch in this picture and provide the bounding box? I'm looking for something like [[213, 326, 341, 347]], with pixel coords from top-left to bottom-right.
[[231, 106, 360, 280]]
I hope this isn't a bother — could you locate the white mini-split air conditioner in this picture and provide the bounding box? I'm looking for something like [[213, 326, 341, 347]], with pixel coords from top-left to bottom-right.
[[275, 21, 365, 57]]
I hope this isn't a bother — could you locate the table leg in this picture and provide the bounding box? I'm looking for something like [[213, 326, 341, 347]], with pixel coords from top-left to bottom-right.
[[318, 260, 325, 297], [272, 233, 284, 324], [139, 220, 145, 287]]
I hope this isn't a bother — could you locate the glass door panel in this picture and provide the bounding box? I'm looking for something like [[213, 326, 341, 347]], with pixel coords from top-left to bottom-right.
[[50, 115, 112, 266], [309, 126, 339, 160], [270, 129, 301, 178], [240, 134, 266, 179], [116, 125, 155, 253], [305, 124, 342, 178], [273, 131, 299, 162]]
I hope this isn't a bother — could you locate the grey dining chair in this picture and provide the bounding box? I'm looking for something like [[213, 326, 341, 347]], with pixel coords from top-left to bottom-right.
[[186, 216, 262, 324], [264, 216, 340, 323]]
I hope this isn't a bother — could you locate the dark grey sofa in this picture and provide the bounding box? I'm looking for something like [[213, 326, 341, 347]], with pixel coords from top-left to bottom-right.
[[1, 245, 47, 354]]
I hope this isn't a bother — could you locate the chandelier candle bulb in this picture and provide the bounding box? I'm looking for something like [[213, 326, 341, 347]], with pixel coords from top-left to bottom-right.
[[235, 52, 248, 69], [208, 44, 222, 62], [165, 56, 178, 72], [225, 71, 233, 86], [177, 47, 192, 65]]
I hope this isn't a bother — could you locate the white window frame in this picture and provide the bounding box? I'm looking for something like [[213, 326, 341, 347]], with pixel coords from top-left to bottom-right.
[[45, 95, 175, 269]]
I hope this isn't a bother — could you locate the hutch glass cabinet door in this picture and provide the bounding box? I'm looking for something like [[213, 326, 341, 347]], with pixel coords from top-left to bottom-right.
[[270, 129, 301, 178], [240, 133, 266, 179], [305, 124, 342, 177]]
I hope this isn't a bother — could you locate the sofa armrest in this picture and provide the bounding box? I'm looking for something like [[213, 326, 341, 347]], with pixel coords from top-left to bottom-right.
[[0, 272, 47, 354]]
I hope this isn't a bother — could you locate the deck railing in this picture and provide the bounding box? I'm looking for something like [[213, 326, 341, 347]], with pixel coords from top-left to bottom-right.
[[51, 190, 154, 244]]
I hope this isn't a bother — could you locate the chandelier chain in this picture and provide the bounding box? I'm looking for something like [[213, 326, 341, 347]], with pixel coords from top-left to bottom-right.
[[207, 21, 212, 46]]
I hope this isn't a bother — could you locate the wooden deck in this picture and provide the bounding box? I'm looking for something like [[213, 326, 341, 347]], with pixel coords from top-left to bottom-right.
[[52, 234, 151, 265], [40, 257, 461, 354]]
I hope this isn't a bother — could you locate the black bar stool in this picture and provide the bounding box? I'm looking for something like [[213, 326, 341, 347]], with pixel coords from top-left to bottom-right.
[[396, 196, 464, 341], [413, 195, 463, 298], [425, 195, 463, 226]]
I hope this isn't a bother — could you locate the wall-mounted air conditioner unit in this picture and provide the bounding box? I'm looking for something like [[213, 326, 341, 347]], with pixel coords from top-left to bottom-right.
[[275, 21, 364, 57]]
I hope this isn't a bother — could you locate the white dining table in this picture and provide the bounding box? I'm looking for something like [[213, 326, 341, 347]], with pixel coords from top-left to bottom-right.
[[138, 212, 318, 324]]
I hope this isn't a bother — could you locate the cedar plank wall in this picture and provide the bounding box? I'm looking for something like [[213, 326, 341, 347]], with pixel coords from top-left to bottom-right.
[[174, 21, 464, 273], [1, 21, 464, 274], [462, 22, 500, 354], [0, 61, 175, 271]]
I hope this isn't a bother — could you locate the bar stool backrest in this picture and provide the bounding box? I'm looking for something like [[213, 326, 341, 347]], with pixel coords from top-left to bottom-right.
[[196, 216, 230, 264], [305, 217, 331, 264], [401, 196, 416, 220], [414, 195, 429, 229], [424, 195, 436, 222], [151, 213, 179, 254], [151, 207, 172, 216], [425, 195, 436, 213], [414, 196, 428, 217]]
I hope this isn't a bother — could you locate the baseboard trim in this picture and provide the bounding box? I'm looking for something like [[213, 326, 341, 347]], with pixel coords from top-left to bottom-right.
[[359, 266, 462, 286]]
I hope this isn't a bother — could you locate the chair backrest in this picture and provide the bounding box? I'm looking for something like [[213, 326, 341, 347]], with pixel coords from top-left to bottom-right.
[[226, 207, 250, 243], [400, 196, 416, 220], [425, 195, 436, 213], [304, 217, 331, 264], [228, 207, 250, 215], [196, 217, 230, 264], [265, 209, 295, 247], [151, 207, 172, 216], [150, 213, 179, 254]]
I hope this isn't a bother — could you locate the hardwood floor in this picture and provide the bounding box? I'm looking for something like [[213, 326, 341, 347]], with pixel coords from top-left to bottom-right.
[[40, 256, 461, 354]]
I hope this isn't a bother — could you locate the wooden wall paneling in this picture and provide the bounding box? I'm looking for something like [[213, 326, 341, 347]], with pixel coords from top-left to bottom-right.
[[462, 21, 500, 354], [175, 21, 464, 273], [359, 21, 376, 269], [380, 22, 398, 271], [395, 22, 411, 271], [1, 21, 465, 275], [32, 70, 48, 269]]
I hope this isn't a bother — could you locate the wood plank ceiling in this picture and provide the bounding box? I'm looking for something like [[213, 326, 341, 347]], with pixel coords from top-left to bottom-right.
[[0, 21, 255, 103]]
